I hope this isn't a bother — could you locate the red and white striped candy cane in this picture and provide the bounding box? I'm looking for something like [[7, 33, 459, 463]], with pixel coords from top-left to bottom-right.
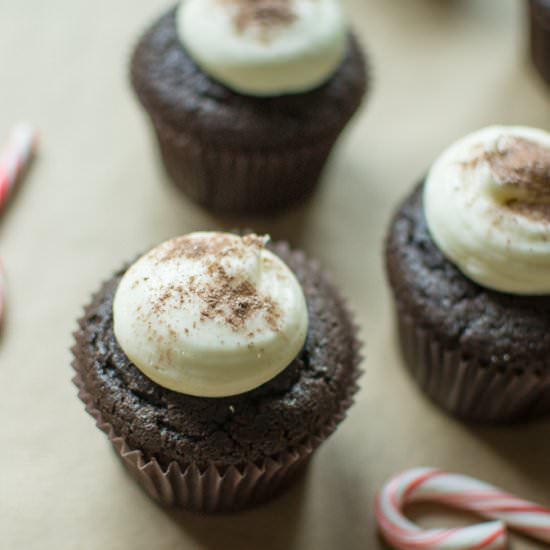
[[377, 467, 550, 549], [0, 123, 38, 210], [0, 123, 38, 330]]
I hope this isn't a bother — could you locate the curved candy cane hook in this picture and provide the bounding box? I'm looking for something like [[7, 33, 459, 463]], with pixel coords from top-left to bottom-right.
[[377, 468, 550, 550]]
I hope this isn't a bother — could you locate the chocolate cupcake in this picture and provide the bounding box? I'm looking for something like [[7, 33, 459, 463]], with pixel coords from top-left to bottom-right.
[[130, 0, 367, 215], [528, 0, 550, 87], [386, 126, 550, 423], [73, 232, 362, 512]]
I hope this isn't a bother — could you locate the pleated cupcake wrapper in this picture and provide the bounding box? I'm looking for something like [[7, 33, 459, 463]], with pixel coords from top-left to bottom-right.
[[149, 116, 342, 216], [396, 306, 550, 423], [72, 371, 360, 513], [529, 0, 550, 85], [72, 246, 364, 512]]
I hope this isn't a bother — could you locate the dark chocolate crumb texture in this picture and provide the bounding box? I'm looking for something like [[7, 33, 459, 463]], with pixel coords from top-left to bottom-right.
[[73, 242, 360, 468], [386, 184, 550, 375], [130, 7, 367, 150]]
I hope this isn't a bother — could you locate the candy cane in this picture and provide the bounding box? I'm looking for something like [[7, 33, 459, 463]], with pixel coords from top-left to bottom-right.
[[0, 123, 38, 210], [377, 468, 550, 549], [0, 123, 38, 331], [0, 262, 5, 330]]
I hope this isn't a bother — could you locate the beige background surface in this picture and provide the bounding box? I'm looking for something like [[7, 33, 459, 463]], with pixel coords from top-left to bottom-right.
[[1, 0, 549, 548]]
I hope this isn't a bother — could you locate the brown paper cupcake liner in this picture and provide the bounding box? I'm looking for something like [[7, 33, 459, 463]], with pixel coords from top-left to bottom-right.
[[149, 116, 340, 216], [73, 371, 360, 512], [529, 0, 550, 86], [72, 252, 363, 512], [395, 305, 550, 423], [131, 8, 368, 216]]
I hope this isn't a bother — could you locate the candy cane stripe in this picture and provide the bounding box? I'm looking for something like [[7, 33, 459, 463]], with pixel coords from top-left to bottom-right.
[[0, 171, 9, 204], [0, 123, 38, 331], [470, 530, 506, 550], [377, 468, 550, 550], [404, 469, 445, 500], [0, 123, 38, 212]]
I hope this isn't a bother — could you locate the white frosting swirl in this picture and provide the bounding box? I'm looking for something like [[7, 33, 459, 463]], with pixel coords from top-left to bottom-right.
[[177, 0, 347, 96], [113, 232, 308, 397], [424, 126, 550, 295]]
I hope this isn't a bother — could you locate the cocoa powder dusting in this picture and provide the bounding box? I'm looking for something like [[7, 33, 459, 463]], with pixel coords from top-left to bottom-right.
[[196, 262, 281, 331], [222, 0, 297, 33], [151, 285, 186, 316], [490, 137, 550, 197], [505, 201, 550, 223], [149, 233, 281, 332], [467, 136, 550, 222], [155, 234, 245, 264]]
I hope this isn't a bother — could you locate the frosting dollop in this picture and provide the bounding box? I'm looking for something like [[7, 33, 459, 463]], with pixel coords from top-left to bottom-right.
[[424, 126, 550, 295], [176, 0, 347, 96], [113, 232, 308, 397]]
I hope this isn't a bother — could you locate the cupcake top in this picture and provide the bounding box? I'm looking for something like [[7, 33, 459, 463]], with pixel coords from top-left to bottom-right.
[[424, 126, 550, 295], [113, 232, 308, 397], [176, 0, 347, 96]]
